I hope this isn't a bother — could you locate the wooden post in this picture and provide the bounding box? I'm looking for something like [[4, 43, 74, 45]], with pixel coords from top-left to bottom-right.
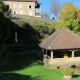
[[51, 51, 53, 59], [46, 50, 47, 55], [42, 48, 44, 60], [42, 48, 44, 54], [72, 50, 74, 58]]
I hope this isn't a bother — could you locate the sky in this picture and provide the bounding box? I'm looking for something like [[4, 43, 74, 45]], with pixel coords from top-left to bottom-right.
[[38, 0, 80, 19]]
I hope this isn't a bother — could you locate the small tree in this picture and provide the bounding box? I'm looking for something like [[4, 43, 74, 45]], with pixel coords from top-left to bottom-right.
[[41, 12, 50, 19], [58, 2, 80, 35], [50, 0, 61, 19]]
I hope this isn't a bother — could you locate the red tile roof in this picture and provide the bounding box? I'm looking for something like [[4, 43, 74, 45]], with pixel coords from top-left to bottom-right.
[[39, 28, 80, 50]]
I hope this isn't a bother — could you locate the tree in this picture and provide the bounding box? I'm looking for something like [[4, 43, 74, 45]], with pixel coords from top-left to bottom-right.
[[0, 0, 12, 46], [58, 2, 80, 35], [0, 0, 12, 18], [78, 10, 80, 24], [60, 2, 78, 21], [3, 5, 12, 18], [41, 12, 50, 19], [0, 0, 5, 12], [50, 0, 61, 19]]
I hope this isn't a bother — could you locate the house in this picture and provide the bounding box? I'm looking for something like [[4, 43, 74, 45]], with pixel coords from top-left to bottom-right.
[[3, 0, 41, 17], [39, 28, 80, 68]]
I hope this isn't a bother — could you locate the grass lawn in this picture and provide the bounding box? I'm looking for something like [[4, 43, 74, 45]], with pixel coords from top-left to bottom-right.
[[0, 53, 80, 80]]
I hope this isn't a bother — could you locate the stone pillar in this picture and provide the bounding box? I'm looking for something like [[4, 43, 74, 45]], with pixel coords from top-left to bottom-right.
[[43, 49, 47, 64], [72, 50, 74, 58], [51, 51, 53, 59]]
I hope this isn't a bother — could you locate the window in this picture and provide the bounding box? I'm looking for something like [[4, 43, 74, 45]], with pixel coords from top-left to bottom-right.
[[28, 5, 31, 9], [14, 4, 17, 8], [20, 4, 22, 9]]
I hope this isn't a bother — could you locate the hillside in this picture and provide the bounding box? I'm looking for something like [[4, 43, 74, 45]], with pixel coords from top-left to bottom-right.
[[12, 14, 58, 28], [6, 15, 59, 44]]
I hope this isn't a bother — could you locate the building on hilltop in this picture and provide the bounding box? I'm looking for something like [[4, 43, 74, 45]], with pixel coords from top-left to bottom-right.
[[3, 0, 41, 17]]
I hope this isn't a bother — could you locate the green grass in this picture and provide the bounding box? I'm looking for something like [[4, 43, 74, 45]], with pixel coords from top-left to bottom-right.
[[14, 64, 62, 80], [12, 15, 58, 29], [0, 54, 80, 80], [0, 54, 62, 80], [11, 15, 59, 43]]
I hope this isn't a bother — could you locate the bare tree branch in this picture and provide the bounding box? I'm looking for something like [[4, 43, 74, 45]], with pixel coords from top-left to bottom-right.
[[50, 0, 61, 19]]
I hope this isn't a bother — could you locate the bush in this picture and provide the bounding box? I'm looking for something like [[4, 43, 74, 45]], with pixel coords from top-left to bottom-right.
[[62, 68, 74, 75]]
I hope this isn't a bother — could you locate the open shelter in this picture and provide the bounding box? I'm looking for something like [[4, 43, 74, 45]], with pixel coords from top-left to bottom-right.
[[39, 28, 80, 68]]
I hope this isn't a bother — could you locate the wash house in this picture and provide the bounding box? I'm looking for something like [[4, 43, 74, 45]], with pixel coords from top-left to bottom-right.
[[39, 28, 80, 68]]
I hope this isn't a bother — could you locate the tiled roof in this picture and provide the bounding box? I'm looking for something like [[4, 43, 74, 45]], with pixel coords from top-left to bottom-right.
[[39, 28, 80, 50]]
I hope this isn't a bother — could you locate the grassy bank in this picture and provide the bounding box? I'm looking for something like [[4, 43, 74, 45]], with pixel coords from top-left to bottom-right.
[[11, 15, 58, 42], [0, 54, 62, 80], [0, 53, 80, 80]]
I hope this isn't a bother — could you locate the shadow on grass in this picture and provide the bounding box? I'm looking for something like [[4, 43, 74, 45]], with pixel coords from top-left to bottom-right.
[[0, 54, 43, 72], [0, 73, 40, 80], [0, 13, 44, 73], [73, 74, 80, 78]]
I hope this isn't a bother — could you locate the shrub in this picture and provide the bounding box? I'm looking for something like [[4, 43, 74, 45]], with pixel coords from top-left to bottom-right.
[[62, 68, 74, 75]]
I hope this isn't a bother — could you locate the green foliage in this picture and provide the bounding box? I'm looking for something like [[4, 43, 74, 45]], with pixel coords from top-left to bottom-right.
[[62, 68, 74, 75], [0, 0, 4, 12], [0, 0, 12, 46], [58, 2, 80, 35], [0, 52, 80, 80], [0, 12, 12, 46], [0, 0, 11, 18], [60, 2, 78, 21], [78, 10, 80, 22], [3, 5, 12, 18], [0, 54, 62, 80], [0, 13, 10, 37], [12, 17, 57, 42]]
